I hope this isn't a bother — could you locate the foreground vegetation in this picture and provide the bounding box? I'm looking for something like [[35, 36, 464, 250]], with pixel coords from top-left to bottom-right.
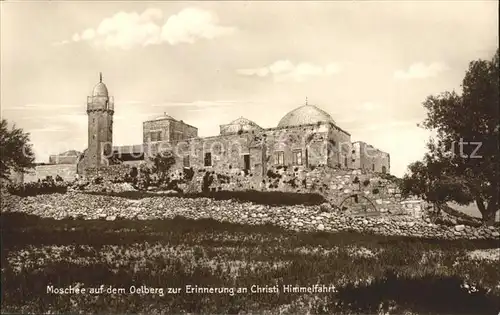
[[1, 213, 499, 314]]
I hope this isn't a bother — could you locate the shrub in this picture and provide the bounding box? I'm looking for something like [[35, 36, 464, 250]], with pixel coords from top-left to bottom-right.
[[372, 188, 380, 194], [266, 170, 281, 179], [353, 176, 360, 184], [363, 179, 371, 187], [149, 151, 175, 184], [183, 167, 195, 181], [284, 178, 298, 188], [6, 180, 69, 196]]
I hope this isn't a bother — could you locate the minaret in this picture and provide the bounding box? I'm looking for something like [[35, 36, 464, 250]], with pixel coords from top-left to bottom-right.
[[86, 72, 114, 167]]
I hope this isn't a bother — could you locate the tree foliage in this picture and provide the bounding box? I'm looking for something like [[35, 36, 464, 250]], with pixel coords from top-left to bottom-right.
[[401, 49, 499, 223], [150, 150, 176, 183], [0, 119, 35, 181]]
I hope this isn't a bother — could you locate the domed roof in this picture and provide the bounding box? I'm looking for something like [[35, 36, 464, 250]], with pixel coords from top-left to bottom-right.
[[92, 83, 108, 97], [277, 104, 335, 128], [92, 72, 108, 97], [154, 113, 175, 120], [220, 117, 262, 134]]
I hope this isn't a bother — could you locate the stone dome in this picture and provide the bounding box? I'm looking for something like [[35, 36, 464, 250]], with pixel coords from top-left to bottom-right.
[[277, 104, 335, 128], [92, 72, 109, 97], [220, 117, 262, 134], [92, 82, 108, 97], [154, 113, 175, 120]]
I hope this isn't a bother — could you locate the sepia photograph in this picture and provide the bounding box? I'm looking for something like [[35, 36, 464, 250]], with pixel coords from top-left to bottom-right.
[[0, 1, 499, 314]]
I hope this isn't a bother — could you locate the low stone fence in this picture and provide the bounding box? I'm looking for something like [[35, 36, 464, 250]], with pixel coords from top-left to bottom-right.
[[2, 191, 498, 240]]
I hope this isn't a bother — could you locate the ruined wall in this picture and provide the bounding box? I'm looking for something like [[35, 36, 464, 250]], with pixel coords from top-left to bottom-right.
[[352, 142, 391, 174], [262, 124, 329, 169], [143, 122, 360, 180], [173, 134, 253, 173], [166, 123, 341, 175], [173, 163, 418, 216], [23, 165, 77, 182], [327, 124, 352, 168]]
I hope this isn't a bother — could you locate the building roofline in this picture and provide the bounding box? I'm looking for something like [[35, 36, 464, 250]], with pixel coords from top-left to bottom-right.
[[263, 122, 351, 136], [352, 141, 390, 155], [143, 118, 198, 130]]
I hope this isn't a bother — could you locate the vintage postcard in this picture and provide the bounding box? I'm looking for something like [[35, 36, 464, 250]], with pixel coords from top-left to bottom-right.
[[1, 1, 499, 314]]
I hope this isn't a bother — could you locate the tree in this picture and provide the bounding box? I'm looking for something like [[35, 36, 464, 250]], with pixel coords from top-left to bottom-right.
[[401, 49, 499, 224], [0, 119, 36, 181], [150, 150, 176, 184]]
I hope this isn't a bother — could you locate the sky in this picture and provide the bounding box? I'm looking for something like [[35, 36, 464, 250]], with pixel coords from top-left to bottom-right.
[[1, 1, 498, 177]]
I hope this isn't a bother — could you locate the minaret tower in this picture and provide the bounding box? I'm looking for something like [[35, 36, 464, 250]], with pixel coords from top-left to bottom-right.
[[86, 72, 114, 167]]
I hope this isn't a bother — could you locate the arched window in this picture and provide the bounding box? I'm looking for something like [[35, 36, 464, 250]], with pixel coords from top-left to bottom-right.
[[382, 166, 387, 174]]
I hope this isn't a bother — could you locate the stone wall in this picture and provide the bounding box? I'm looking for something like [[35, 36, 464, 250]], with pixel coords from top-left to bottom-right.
[[140, 122, 392, 188], [48, 155, 79, 165], [168, 119, 198, 141], [327, 124, 352, 168], [169, 165, 422, 216], [84, 164, 131, 182], [352, 142, 390, 174], [143, 118, 198, 158], [23, 165, 77, 182], [3, 192, 498, 240], [150, 123, 352, 177]]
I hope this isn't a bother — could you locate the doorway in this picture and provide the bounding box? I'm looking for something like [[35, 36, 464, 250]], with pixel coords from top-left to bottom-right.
[[243, 154, 250, 171]]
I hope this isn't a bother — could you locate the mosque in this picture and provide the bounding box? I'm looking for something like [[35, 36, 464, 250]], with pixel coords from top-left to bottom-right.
[[73, 74, 390, 176]]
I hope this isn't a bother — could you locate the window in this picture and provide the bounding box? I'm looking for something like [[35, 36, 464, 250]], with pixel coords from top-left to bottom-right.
[[293, 150, 302, 165], [183, 155, 190, 167], [305, 148, 309, 167], [275, 151, 284, 165], [382, 166, 387, 174], [344, 156, 348, 167], [150, 131, 162, 142], [204, 152, 212, 166], [372, 164, 375, 171]]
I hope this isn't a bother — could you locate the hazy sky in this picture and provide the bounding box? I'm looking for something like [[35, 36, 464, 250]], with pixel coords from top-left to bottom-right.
[[1, 1, 498, 177]]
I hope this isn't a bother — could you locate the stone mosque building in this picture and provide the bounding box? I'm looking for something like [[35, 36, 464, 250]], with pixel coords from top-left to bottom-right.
[[72, 74, 390, 177]]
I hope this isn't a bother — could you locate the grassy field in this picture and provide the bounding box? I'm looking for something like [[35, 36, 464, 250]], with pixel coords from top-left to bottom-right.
[[1, 212, 499, 314]]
